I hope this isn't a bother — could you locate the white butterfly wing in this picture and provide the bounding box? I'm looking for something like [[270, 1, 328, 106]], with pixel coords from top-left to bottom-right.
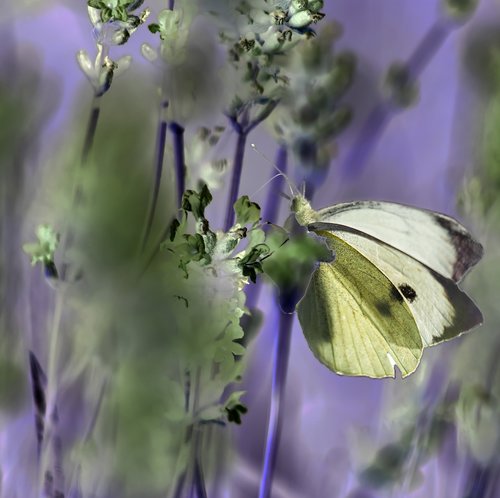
[[309, 223, 483, 347], [296, 231, 423, 378], [316, 201, 483, 282]]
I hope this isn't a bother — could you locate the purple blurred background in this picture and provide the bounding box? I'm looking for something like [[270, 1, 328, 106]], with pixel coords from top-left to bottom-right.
[[2, 0, 499, 497]]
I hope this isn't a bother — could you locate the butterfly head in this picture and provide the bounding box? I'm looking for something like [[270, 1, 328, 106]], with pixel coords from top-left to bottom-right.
[[291, 194, 318, 227]]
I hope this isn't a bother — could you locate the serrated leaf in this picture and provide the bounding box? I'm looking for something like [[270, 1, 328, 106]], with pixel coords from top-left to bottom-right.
[[181, 185, 213, 220], [234, 195, 261, 226]]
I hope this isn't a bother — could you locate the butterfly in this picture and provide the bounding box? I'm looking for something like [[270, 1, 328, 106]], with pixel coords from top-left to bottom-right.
[[290, 194, 483, 378]]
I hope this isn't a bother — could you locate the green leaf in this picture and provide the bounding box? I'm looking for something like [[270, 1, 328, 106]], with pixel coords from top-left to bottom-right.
[[181, 184, 213, 221], [148, 23, 161, 34], [234, 195, 261, 226], [238, 244, 271, 283], [183, 233, 207, 262], [168, 218, 181, 241], [87, 0, 102, 8]]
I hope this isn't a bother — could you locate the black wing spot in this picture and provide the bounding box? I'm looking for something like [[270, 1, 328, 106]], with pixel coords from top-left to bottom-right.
[[398, 284, 417, 302], [391, 286, 404, 303]]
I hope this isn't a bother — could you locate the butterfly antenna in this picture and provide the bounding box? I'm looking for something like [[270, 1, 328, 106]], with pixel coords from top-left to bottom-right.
[[251, 173, 289, 198], [250, 143, 297, 197]]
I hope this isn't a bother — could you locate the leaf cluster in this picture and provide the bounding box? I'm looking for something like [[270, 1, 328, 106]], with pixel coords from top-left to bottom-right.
[[87, 0, 144, 24]]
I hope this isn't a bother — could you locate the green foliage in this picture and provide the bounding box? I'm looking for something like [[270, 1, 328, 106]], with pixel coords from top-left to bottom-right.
[[262, 225, 333, 311], [234, 195, 261, 226], [87, 0, 145, 24], [22, 224, 59, 267]]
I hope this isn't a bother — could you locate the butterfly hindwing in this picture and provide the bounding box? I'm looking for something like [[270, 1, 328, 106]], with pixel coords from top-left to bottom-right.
[[316, 201, 483, 282], [309, 223, 483, 347], [297, 231, 423, 379]]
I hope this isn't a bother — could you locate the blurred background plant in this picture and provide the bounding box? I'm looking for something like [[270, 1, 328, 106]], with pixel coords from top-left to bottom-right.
[[1, 0, 500, 497]]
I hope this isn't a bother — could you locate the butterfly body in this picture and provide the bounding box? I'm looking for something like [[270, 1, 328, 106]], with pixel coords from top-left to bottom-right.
[[292, 195, 483, 378]]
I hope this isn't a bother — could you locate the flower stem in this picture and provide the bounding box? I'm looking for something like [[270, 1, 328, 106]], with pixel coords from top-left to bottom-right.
[[224, 130, 248, 231], [141, 100, 169, 249], [80, 98, 101, 166], [244, 145, 288, 315], [258, 308, 295, 498], [170, 121, 186, 209]]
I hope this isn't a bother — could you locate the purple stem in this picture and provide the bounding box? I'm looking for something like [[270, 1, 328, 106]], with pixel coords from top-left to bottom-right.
[[192, 457, 208, 498], [141, 100, 169, 249], [406, 18, 452, 80], [224, 130, 248, 231], [81, 100, 101, 166], [170, 122, 186, 208], [341, 18, 454, 179], [168, 0, 175, 10], [258, 308, 295, 498], [340, 102, 392, 178], [244, 145, 288, 313]]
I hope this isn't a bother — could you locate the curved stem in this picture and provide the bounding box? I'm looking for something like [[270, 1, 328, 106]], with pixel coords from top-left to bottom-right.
[[224, 130, 248, 231], [258, 309, 295, 498], [141, 100, 169, 249], [170, 122, 186, 208]]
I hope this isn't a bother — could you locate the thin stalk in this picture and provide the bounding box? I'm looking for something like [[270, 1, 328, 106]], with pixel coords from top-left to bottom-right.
[[60, 94, 103, 279], [141, 100, 169, 249], [224, 130, 248, 231], [170, 122, 186, 208], [81, 98, 101, 167], [341, 18, 454, 178], [258, 309, 295, 498], [243, 145, 288, 315], [168, 0, 175, 9]]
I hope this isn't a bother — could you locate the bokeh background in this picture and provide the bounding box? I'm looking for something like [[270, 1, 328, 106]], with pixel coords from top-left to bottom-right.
[[1, 1, 500, 497]]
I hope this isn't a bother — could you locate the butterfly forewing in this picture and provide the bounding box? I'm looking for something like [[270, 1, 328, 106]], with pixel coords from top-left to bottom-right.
[[310, 224, 483, 347], [316, 201, 483, 282], [297, 231, 423, 379]]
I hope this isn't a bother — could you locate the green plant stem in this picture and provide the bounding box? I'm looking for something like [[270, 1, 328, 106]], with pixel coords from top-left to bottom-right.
[[258, 308, 295, 498]]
